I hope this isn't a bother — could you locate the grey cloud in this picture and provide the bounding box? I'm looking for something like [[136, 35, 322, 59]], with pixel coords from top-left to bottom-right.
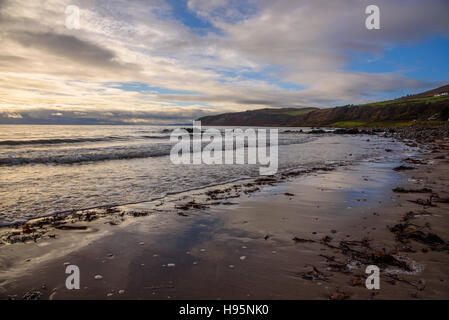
[[219, 0, 449, 67], [0, 55, 28, 69], [0, 107, 222, 125], [0, 0, 447, 116], [12, 31, 139, 72]]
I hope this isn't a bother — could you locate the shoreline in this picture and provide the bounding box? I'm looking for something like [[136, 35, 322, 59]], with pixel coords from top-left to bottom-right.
[[0, 160, 350, 228], [1, 128, 448, 300], [0, 128, 416, 227], [0, 161, 351, 244]]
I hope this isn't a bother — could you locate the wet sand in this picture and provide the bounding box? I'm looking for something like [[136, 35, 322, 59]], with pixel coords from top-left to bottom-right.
[[1, 137, 448, 300]]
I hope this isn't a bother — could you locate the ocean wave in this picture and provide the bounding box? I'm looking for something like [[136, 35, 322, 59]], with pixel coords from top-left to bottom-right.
[[141, 135, 171, 139], [0, 136, 314, 166], [0, 137, 125, 146], [0, 148, 172, 166], [0, 134, 175, 146], [0, 162, 340, 226], [0, 130, 313, 146]]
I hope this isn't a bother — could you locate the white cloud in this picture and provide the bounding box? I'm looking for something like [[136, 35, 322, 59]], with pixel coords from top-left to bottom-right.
[[0, 0, 448, 123], [5, 113, 23, 119]]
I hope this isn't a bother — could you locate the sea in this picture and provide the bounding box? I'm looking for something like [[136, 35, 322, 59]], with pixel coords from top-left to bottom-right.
[[0, 124, 405, 224]]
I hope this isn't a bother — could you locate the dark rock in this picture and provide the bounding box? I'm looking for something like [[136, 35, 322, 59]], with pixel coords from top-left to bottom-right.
[[393, 165, 415, 171], [392, 187, 432, 193], [307, 129, 327, 134], [333, 128, 360, 134], [293, 237, 315, 243]]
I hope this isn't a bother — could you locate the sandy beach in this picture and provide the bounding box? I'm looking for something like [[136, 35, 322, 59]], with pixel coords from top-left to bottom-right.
[[1, 129, 448, 300], [2, 0, 449, 308]]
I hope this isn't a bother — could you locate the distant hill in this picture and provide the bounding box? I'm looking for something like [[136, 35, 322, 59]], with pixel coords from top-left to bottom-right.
[[396, 84, 449, 100], [198, 85, 449, 127], [199, 107, 318, 126]]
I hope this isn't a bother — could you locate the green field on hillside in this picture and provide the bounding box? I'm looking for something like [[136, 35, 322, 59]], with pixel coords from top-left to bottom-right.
[[358, 95, 449, 108]]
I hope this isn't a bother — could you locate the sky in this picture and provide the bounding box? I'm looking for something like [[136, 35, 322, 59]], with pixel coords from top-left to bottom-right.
[[0, 0, 448, 124]]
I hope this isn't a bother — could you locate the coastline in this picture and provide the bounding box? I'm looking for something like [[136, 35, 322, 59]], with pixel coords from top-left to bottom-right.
[[0, 129, 448, 300]]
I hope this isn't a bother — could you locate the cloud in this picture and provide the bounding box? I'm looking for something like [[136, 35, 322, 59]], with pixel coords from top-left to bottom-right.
[[0, 105, 235, 124], [12, 31, 131, 71], [188, 0, 228, 15], [0, 0, 448, 124], [4, 112, 23, 119]]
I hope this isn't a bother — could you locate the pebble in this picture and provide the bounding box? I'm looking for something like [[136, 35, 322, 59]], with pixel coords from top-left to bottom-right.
[[118, 290, 125, 294], [94, 275, 103, 280], [200, 248, 206, 252], [167, 263, 176, 267], [107, 293, 113, 297], [240, 256, 246, 261], [229, 265, 235, 268]]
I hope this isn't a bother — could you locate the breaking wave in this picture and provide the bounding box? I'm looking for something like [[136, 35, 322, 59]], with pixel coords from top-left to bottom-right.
[[0, 137, 312, 166], [0, 135, 176, 146]]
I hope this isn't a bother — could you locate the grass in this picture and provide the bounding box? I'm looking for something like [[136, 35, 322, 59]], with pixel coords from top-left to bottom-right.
[[355, 95, 449, 108], [364, 121, 416, 127], [330, 121, 367, 127], [285, 108, 317, 116], [329, 120, 446, 128], [258, 107, 317, 116], [404, 96, 449, 103], [329, 121, 414, 128], [367, 96, 449, 106]]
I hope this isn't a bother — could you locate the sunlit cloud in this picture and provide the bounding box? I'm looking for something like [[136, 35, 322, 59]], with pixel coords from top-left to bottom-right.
[[0, 0, 448, 124]]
